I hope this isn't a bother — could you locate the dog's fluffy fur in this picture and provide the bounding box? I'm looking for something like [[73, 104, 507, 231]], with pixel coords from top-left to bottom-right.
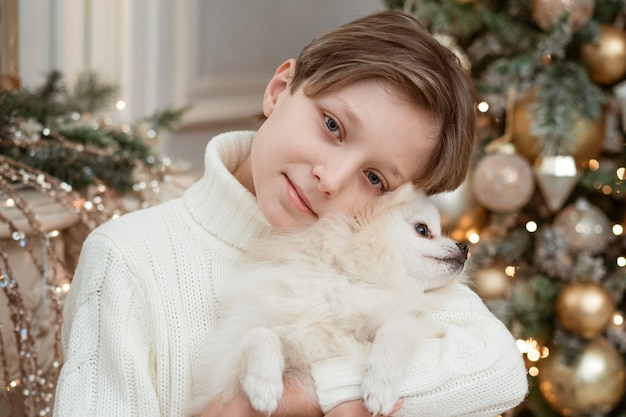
[[189, 183, 468, 415]]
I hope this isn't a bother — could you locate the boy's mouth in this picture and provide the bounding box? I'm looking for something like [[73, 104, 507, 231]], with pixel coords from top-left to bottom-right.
[[284, 175, 317, 217]]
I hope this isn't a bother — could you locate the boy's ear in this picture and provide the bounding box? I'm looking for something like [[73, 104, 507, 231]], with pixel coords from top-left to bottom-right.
[[262, 58, 296, 117]]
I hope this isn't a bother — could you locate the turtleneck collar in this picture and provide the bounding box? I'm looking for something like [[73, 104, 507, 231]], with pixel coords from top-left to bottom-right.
[[183, 131, 272, 251]]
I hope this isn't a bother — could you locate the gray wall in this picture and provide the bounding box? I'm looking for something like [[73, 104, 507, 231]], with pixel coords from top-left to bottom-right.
[[18, 0, 386, 172]]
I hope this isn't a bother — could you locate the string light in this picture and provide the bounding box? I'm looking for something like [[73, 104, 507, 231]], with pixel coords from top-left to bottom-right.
[[517, 338, 549, 378], [504, 266, 517, 277], [526, 221, 538, 232]]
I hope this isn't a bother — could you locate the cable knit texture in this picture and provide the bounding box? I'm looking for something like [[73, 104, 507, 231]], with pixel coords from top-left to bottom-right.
[[53, 131, 528, 417]]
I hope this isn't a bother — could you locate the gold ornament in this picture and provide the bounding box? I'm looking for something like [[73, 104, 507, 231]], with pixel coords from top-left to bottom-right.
[[430, 176, 487, 242], [581, 24, 626, 86], [433, 33, 471, 74], [556, 281, 616, 339], [553, 198, 613, 255], [534, 155, 581, 212], [512, 90, 605, 166], [538, 337, 625, 416], [471, 265, 511, 300], [532, 0, 594, 32], [471, 145, 535, 213]]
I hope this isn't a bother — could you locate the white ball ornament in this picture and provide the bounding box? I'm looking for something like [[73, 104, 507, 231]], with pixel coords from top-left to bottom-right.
[[471, 147, 535, 213], [553, 199, 613, 255]]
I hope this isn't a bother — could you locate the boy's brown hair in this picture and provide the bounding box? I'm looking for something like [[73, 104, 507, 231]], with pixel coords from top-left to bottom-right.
[[290, 10, 476, 195]]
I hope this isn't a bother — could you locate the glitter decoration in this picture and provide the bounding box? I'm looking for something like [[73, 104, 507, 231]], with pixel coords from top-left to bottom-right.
[[0, 163, 86, 416], [0, 71, 190, 416], [0, 151, 192, 416], [533, 226, 574, 280]]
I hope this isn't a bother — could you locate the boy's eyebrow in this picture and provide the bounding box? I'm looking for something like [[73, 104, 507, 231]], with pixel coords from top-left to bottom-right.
[[337, 99, 361, 127], [387, 165, 404, 184]]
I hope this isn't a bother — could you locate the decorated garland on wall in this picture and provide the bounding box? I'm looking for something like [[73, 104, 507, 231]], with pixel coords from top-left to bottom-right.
[[0, 71, 187, 417]]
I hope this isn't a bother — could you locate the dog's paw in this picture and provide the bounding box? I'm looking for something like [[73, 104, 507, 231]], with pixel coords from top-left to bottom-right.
[[361, 371, 399, 416], [243, 375, 283, 415], [241, 328, 285, 414], [361, 350, 403, 416]]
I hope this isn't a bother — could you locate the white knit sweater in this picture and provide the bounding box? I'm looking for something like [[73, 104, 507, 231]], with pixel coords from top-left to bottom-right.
[[53, 131, 528, 417]]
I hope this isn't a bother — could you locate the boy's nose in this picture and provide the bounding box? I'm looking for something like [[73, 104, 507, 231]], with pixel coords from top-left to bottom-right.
[[312, 162, 354, 198]]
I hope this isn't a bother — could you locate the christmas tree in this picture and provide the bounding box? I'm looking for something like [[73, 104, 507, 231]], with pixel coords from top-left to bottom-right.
[[385, 1, 626, 416]]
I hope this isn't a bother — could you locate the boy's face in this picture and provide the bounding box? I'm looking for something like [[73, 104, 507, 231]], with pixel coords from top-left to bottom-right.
[[238, 59, 440, 230]]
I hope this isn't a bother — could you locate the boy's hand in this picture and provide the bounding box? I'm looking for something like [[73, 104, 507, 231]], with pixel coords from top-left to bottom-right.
[[199, 382, 402, 417], [201, 378, 323, 417], [201, 391, 262, 417], [325, 399, 403, 417]]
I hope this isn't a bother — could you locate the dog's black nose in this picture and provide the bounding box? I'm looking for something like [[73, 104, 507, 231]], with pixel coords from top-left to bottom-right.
[[456, 242, 469, 259]]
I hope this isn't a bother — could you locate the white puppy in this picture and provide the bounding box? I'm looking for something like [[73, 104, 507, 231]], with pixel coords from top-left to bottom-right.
[[190, 183, 468, 416]]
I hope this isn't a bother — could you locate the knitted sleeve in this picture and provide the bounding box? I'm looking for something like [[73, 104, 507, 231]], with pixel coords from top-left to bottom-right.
[[310, 284, 529, 417], [53, 230, 160, 417]]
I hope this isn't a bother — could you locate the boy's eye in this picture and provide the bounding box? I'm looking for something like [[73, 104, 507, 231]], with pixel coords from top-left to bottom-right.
[[366, 171, 385, 190], [325, 116, 340, 137], [414, 223, 431, 238]]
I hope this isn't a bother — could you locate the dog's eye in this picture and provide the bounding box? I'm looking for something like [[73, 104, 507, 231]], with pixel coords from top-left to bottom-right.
[[414, 223, 431, 238]]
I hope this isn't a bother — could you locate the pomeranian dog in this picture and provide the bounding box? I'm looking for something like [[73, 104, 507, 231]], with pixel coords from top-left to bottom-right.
[[189, 183, 469, 416]]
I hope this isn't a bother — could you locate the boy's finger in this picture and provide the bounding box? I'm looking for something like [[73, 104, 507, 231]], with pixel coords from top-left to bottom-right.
[[391, 398, 404, 415]]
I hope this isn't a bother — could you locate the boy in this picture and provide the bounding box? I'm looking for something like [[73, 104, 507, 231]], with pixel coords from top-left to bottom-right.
[[54, 10, 528, 417]]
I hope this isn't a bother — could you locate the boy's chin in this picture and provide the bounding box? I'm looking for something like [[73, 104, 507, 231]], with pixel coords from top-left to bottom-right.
[[273, 217, 317, 231], [264, 208, 317, 231]]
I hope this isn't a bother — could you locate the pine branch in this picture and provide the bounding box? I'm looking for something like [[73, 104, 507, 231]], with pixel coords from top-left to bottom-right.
[[532, 62, 606, 156], [0, 71, 186, 193], [142, 106, 190, 131], [66, 72, 118, 114], [405, 0, 486, 39]]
